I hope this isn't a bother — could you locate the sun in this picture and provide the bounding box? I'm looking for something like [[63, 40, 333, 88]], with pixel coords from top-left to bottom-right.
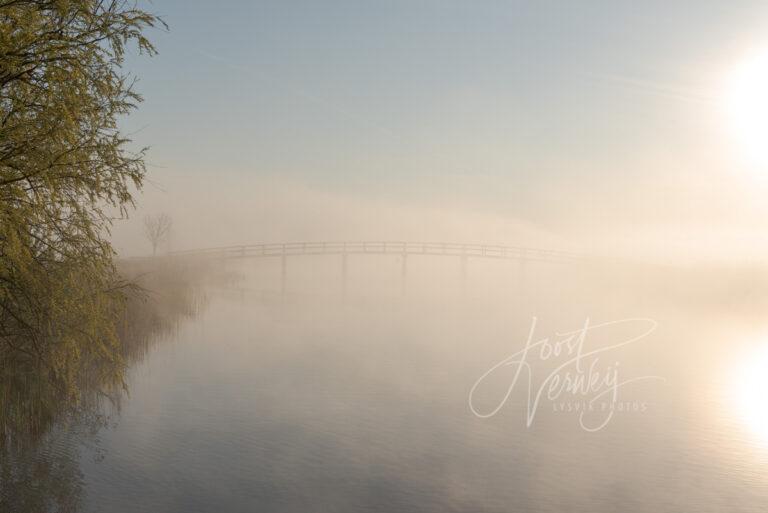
[[732, 344, 768, 444], [726, 50, 768, 168]]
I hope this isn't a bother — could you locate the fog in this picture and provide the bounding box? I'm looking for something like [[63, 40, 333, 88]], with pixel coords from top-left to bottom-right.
[[68, 161, 768, 511], [68, 247, 768, 512], [110, 166, 768, 269]]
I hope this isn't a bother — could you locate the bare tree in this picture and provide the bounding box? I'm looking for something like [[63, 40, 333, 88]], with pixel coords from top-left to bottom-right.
[[143, 213, 173, 256]]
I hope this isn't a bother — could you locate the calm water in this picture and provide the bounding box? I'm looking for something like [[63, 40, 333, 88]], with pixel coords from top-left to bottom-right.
[[9, 258, 768, 512]]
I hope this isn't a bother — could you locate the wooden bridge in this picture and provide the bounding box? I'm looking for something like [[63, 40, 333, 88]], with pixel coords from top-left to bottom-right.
[[170, 241, 587, 295]]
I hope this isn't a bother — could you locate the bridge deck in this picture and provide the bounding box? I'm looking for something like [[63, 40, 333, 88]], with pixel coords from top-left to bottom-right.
[[170, 241, 583, 263]]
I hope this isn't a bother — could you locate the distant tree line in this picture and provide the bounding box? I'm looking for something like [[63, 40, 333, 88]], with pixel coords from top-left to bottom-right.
[[0, 1, 163, 396]]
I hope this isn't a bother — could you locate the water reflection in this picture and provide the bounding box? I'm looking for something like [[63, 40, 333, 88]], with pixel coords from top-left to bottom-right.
[[6, 257, 768, 512], [0, 258, 207, 512], [730, 344, 768, 446]]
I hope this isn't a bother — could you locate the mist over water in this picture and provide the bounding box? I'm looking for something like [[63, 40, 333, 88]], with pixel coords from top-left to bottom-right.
[[55, 256, 768, 512]]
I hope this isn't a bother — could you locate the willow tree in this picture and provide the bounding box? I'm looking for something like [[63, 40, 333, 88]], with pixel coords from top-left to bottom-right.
[[0, 1, 163, 404]]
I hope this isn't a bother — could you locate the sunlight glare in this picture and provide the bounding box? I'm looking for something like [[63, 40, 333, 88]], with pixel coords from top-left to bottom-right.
[[726, 50, 768, 169], [733, 344, 768, 444]]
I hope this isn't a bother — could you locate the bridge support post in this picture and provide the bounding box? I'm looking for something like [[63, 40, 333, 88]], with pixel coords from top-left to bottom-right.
[[280, 253, 287, 296], [400, 254, 407, 296]]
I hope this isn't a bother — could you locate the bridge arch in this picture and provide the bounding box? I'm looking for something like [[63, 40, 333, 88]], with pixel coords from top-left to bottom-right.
[[170, 241, 585, 296]]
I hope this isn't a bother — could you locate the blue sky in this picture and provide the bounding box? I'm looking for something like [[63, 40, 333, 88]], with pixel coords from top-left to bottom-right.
[[115, 1, 768, 258]]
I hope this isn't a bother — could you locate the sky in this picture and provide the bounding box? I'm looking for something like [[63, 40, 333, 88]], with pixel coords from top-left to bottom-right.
[[113, 0, 768, 261]]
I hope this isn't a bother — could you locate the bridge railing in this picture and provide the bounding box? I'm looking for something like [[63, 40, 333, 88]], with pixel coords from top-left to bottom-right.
[[169, 241, 586, 263]]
